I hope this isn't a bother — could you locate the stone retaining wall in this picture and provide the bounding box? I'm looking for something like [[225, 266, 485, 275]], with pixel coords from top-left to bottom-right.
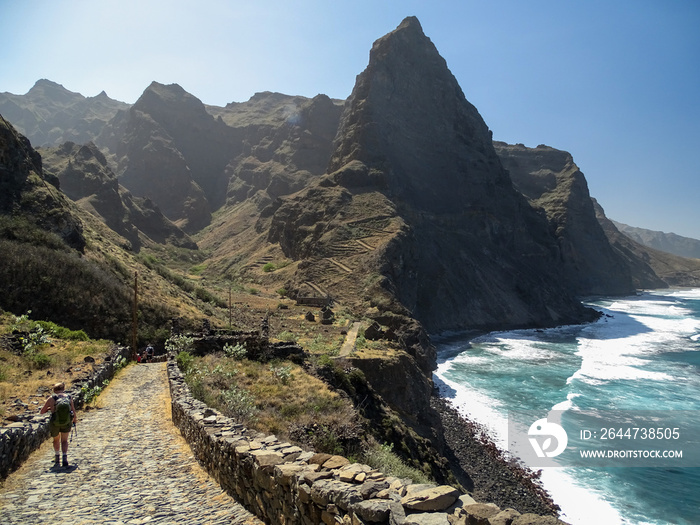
[[168, 355, 568, 525], [0, 345, 132, 479]]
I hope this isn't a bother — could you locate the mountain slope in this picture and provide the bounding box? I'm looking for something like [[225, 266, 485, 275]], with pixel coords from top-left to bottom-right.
[[0, 116, 217, 342], [0, 79, 129, 147], [0, 114, 84, 250], [270, 17, 597, 340], [211, 92, 343, 207], [98, 83, 344, 235], [595, 200, 700, 288], [612, 221, 700, 260], [494, 142, 635, 296], [40, 141, 197, 251]]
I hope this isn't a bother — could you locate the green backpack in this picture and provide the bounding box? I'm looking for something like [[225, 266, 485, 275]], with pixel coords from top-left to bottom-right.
[[53, 395, 72, 426]]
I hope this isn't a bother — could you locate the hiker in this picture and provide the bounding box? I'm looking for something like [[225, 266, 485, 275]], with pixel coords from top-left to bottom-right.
[[145, 344, 154, 362], [40, 382, 77, 467]]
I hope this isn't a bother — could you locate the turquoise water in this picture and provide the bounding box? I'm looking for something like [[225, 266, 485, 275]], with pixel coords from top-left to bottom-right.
[[435, 289, 700, 524]]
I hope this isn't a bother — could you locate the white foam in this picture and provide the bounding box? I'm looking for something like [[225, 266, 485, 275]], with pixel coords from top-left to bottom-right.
[[666, 288, 700, 300], [540, 468, 626, 525], [569, 295, 700, 384], [434, 288, 700, 525], [434, 361, 510, 449], [448, 352, 493, 366], [482, 340, 563, 362], [466, 330, 575, 363], [435, 363, 625, 524], [571, 339, 674, 384], [550, 392, 581, 412]]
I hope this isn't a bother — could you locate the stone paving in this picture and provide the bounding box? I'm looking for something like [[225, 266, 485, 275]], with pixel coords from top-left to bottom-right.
[[0, 363, 263, 525], [339, 322, 362, 357]]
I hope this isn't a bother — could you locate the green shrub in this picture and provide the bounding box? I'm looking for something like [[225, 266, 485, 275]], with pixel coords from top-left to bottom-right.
[[137, 253, 160, 268], [114, 355, 128, 372], [277, 331, 295, 342], [166, 334, 194, 354], [269, 363, 293, 385], [194, 286, 228, 308], [223, 342, 247, 360], [10, 311, 33, 332], [313, 426, 344, 455], [219, 386, 257, 422], [316, 354, 333, 368], [262, 262, 276, 272], [189, 264, 206, 275], [29, 352, 52, 369], [35, 320, 89, 341], [362, 443, 431, 484], [17, 325, 51, 354], [176, 351, 195, 373], [188, 376, 207, 402], [155, 265, 195, 292], [81, 380, 108, 406]]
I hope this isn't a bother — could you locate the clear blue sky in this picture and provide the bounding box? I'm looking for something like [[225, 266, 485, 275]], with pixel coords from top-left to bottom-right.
[[2, 0, 699, 239]]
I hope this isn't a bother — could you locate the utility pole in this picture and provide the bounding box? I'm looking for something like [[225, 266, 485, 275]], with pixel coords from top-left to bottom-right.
[[132, 271, 138, 360], [228, 284, 232, 330]]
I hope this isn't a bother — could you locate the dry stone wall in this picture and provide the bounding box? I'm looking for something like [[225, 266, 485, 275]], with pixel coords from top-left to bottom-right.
[[0, 344, 131, 479], [168, 355, 569, 525]]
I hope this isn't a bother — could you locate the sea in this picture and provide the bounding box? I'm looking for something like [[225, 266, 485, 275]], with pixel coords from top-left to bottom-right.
[[434, 288, 700, 525]]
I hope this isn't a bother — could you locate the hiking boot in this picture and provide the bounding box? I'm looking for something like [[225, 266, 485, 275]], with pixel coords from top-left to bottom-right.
[[62, 455, 69, 468], [54, 455, 60, 465]]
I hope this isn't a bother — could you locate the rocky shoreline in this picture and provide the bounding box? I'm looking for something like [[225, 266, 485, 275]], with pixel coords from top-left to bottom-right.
[[431, 395, 561, 517]]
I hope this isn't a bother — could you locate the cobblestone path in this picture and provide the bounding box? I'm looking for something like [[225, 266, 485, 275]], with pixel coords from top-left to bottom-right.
[[339, 322, 362, 357], [0, 363, 263, 525]]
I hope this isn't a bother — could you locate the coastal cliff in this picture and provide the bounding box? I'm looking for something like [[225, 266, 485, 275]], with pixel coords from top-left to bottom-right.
[[494, 142, 635, 296], [270, 17, 597, 339]]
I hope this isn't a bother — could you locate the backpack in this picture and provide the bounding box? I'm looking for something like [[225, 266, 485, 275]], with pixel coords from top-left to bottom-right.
[[53, 394, 72, 426]]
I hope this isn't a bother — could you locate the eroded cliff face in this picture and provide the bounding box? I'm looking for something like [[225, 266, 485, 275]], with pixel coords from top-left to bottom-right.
[[594, 199, 700, 288], [612, 221, 700, 260], [0, 116, 85, 250], [99, 83, 344, 235], [270, 17, 597, 337], [493, 140, 700, 289], [215, 92, 343, 208], [108, 82, 237, 231], [494, 142, 635, 296], [40, 141, 196, 251]]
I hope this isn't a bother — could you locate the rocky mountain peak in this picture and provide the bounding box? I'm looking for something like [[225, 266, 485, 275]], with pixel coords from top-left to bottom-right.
[[26, 79, 82, 105], [1, 80, 130, 147], [329, 16, 502, 214], [368, 15, 434, 65], [138, 81, 196, 105], [133, 81, 211, 122], [271, 18, 596, 335], [91, 90, 112, 100]]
